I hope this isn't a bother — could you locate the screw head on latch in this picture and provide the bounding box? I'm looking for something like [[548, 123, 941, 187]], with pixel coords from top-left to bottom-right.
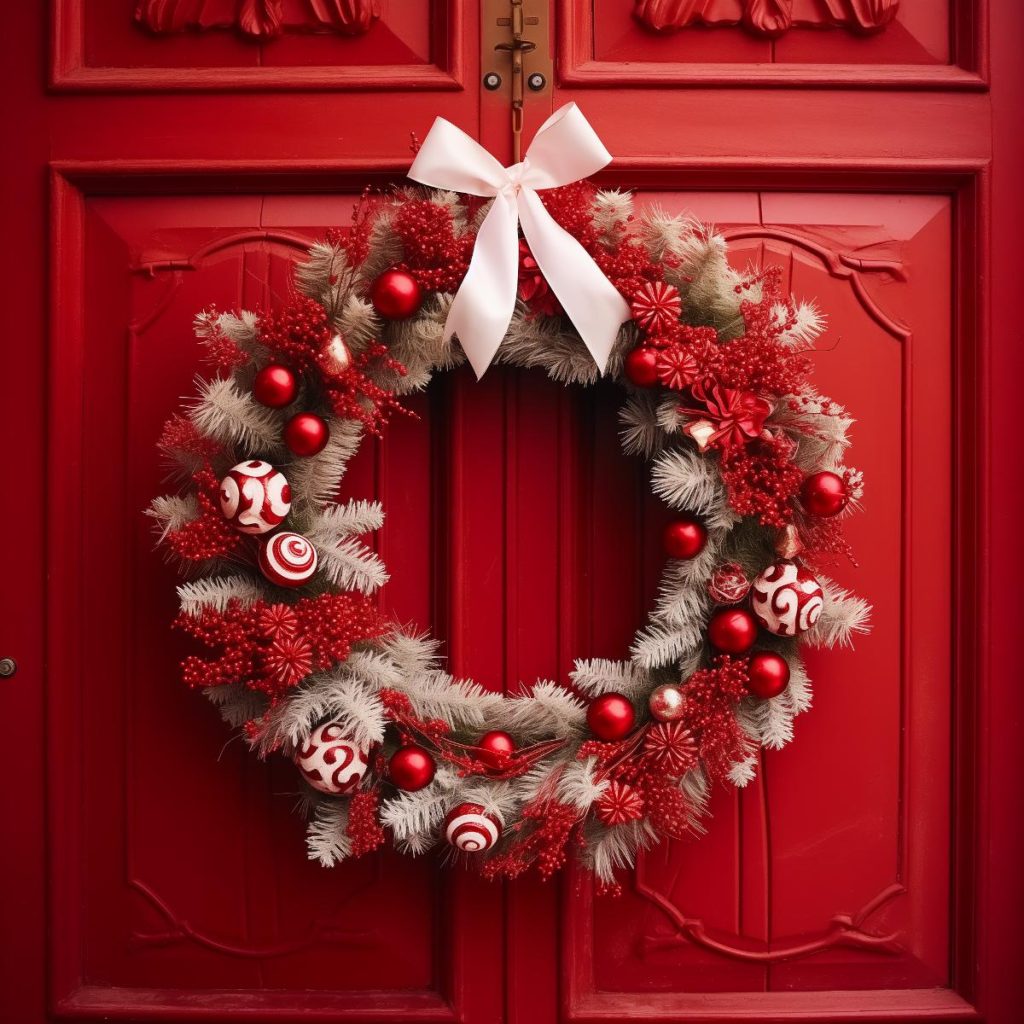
[[483, 72, 502, 90], [527, 72, 546, 91], [0, 657, 16, 678]]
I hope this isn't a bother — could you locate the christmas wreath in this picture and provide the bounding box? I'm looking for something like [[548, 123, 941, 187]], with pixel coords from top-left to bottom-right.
[[149, 106, 869, 892]]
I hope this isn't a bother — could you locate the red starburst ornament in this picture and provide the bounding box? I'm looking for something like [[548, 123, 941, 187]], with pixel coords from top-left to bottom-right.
[[630, 281, 682, 334], [596, 781, 645, 826], [258, 602, 299, 639], [681, 379, 773, 449], [655, 345, 699, 390], [264, 635, 313, 688], [643, 721, 698, 775]]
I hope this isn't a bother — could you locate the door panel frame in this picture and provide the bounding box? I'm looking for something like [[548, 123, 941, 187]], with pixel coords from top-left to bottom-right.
[[48, 159, 988, 1021]]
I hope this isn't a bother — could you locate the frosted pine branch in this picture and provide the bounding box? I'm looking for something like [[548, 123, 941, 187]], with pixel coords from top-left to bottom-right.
[[786, 655, 813, 713], [398, 671, 504, 729], [333, 294, 380, 354], [189, 377, 282, 453], [381, 767, 460, 855], [177, 575, 265, 615], [306, 797, 351, 867], [194, 309, 259, 353], [289, 419, 364, 511], [256, 672, 386, 756], [557, 758, 607, 812], [309, 535, 389, 595], [592, 189, 634, 246], [584, 818, 657, 884], [777, 300, 825, 349], [147, 494, 197, 540], [728, 753, 758, 788], [341, 647, 406, 691], [377, 630, 444, 677], [805, 576, 871, 648], [202, 682, 267, 729], [502, 681, 588, 740], [619, 392, 664, 457], [311, 499, 384, 540], [650, 449, 738, 530], [571, 659, 652, 701]]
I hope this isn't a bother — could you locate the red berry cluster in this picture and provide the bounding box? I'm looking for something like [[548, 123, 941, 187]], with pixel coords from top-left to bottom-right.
[[257, 296, 407, 436], [165, 468, 240, 562], [158, 416, 225, 464], [718, 432, 806, 527], [175, 594, 387, 706], [345, 788, 387, 858], [392, 199, 476, 293], [677, 656, 753, 781], [482, 798, 581, 882]]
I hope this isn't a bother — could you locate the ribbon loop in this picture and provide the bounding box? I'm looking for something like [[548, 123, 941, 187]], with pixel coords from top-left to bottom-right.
[[407, 103, 631, 379]]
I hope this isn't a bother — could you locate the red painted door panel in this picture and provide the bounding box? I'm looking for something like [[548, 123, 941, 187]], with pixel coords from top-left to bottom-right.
[[2, 2, 1022, 1022]]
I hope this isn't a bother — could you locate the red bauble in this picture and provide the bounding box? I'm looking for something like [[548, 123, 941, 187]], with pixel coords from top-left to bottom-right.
[[253, 364, 298, 408], [747, 651, 791, 699], [389, 744, 436, 791], [708, 607, 758, 654], [283, 412, 330, 457], [707, 562, 751, 604], [663, 515, 708, 559], [587, 693, 636, 741], [623, 346, 659, 388], [371, 268, 422, 320], [477, 730, 516, 769], [799, 471, 849, 518]]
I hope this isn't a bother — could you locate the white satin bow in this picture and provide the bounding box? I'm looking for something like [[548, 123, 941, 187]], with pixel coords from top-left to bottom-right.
[[407, 103, 631, 379]]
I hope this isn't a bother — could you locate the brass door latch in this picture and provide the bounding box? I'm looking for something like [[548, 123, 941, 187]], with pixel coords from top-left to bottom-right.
[[482, 0, 552, 161]]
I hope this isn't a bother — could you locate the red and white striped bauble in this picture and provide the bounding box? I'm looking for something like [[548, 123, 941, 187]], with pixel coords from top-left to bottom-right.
[[294, 723, 369, 795], [443, 803, 502, 853], [219, 460, 291, 535], [750, 560, 824, 637], [258, 531, 318, 587]]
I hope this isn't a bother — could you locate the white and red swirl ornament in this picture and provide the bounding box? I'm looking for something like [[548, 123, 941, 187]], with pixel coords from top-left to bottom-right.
[[751, 560, 824, 637], [443, 803, 502, 853], [294, 723, 370, 795], [219, 460, 291, 535], [259, 531, 318, 587]]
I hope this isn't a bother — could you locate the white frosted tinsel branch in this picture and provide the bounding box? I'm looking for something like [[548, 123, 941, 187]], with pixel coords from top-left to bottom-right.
[[805, 576, 872, 648], [306, 797, 351, 867], [189, 376, 283, 453], [177, 575, 265, 615]]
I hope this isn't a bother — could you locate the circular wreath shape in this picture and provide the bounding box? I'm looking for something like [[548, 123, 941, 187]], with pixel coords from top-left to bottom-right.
[[149, 180, 870, 892]]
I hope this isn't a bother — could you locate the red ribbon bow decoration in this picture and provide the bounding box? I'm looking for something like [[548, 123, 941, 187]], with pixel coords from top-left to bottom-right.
[[681, 379, 773, 450]]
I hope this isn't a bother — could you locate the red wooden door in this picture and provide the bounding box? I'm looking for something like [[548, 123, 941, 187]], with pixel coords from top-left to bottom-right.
[[2, 2, 1022, 1022]]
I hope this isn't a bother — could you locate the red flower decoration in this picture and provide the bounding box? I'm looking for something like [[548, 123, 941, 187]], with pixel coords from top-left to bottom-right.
[[681, 379, 773, 449], [518, 240, 561, 317], [655, 345, 699, 390], [631, 280, 682, 334], [596, 781, 646, 826], [643, 722, 698, 776], [263, 635, 313, 688], [259, 603, 299, 639]]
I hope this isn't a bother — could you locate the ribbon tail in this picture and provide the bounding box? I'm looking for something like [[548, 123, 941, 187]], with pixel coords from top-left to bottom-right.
[[517, 189, 631, 375], [444, 195, 521, 379]]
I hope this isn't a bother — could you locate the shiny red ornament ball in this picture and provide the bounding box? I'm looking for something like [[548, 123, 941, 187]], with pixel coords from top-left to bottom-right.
[[477, 730, 516, 770], [746, 651, 791, 699], [707, 562, 751, 604], [663, 515, 708, 559], [283, 412, 330, 457], [389, 744, 435, 791], [799, 471, 849, 518], [623, 346, 660, 387], [371, 268, 422, 319], [587, 693, 636, 741], [708, 607, 758, 654], [253, 364, 298, 408]]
